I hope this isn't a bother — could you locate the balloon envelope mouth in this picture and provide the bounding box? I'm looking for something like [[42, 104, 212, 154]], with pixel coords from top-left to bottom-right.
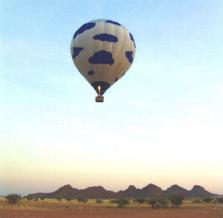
[[91, 81, 110, 95]]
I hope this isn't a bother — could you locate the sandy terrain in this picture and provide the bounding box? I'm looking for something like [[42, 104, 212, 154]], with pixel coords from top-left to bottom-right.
[[0, 198, 223, 218], [1, 206, 223, 218]]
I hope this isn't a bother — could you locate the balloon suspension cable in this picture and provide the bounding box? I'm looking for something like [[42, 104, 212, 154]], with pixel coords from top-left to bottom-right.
[[95, 85, 104, 103]]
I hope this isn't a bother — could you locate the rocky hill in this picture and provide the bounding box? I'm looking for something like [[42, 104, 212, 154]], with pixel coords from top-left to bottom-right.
[[27, 184, 217, 199]]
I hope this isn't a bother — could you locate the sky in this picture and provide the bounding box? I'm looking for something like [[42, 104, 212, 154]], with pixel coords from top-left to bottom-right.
[[0, 0, 223, 195]]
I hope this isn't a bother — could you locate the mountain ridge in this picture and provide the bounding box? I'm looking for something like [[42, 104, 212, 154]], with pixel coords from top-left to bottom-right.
[[27, 184, 218, 199]]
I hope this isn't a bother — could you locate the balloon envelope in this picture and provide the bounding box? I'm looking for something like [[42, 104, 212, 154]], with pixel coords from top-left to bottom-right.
[[70, 19, 136, 98]]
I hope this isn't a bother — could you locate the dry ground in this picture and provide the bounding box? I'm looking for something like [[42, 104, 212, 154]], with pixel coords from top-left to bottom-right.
[[0, 198, 223, 218]]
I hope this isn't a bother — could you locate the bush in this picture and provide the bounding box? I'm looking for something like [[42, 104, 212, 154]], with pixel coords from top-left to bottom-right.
[[112, 199, 129, 208], [57, 197, 62, 201], [192, 198, 203, 204], [76, 198, 88, 203], [110, 199, 117, 204], [5, 194, 21, 204], [96, 199, 102, 203], [26, 196, 33, 201], [217, 197, 223, 204], [169, 195, 184, 207], [149, 198, 158, 208], [149, 198, 170, 209], [135, 198, 145, 204], [203, 197, 213, 203]]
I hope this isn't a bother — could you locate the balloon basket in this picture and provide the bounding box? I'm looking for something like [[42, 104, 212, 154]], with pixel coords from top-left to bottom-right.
[[95, 95, 104, 103]]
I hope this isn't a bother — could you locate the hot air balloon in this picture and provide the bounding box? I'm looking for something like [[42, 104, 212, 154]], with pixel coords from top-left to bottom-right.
[[70, 19, 136, 102]]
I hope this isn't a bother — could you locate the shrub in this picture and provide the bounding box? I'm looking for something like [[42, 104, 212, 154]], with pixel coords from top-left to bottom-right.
[[110, 199, 117, 204], [149, 198, 158, 208], [203, 197, 213, 203], [148, 198, 170, 209], [135, 198, 145, 204], [169, 195, 184, 207], [112, 199, 129, 208], [77, 198, 88, 203], [192, 198, 203, 204], [96, 199, 102, 203], [217, 197, 223, 204], [26, 196, 33, 201], [118, 199, 129, 208], [5, 194, 21, 204], [57, 197, 62, 201]]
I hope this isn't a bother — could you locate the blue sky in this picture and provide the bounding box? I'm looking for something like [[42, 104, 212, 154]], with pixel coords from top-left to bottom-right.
[[1, 0, 223, 195]]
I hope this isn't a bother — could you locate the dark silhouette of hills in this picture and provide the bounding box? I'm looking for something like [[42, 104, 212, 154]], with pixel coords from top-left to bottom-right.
[[27, 183, 217, 199]]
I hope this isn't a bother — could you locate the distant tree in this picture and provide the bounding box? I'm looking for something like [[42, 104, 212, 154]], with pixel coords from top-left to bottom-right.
[[149, 198, 158, 208], [192, 198, 203, 204], [110, 199, 117, 204], [148, 198, 170, 209], [116, 199, 129, 208], [202, 197, 213, 203], [5, 194, 21, 204], [159, 198, 170, 208], [26, 196, 33, 201], [65, 197, 72, 201], [169, 195, 184, 207], [56, 197, 62, 201], [217, 197, 223, 204], [77, 198, 88, 203], [96, 199, 102, 203], [135, 198, 145, 204]]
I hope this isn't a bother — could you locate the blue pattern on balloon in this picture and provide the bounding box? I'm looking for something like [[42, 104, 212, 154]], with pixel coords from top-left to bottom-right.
[[93, 33, 118, 42], [73, 22, 96, 39], [72, 47, 84, 59], [89, 50, 114, 65], [106, 20, 121, 26], [129, 33, 136, 48], [125, 51, 133, 63]]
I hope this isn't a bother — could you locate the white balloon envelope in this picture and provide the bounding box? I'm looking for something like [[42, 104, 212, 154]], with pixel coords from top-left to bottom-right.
[[70, 19, 136, 102]]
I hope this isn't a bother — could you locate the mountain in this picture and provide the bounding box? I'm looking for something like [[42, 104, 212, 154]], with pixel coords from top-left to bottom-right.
[[189, 185, 215, 197], [116, 185, 140, 198], [141, 183, 163, 198], [165, 184, 189, 197], [26, 184, 218, 199], [78, 186, 115, 199]]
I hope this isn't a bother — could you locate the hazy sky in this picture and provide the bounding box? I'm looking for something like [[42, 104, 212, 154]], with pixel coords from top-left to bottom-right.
[[1, 0, 223, 195]]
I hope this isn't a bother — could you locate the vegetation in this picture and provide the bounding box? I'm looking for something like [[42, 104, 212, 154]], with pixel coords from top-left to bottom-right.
[[56, 197, 62, 201], [169, 195, 184, 207], [217, 197, 223, 203], [148, 198, 170, 208], [111, 199, 129, 208], [134, 198, 145, 204], [76, 198, 88, 203], [5, 194, 21, 204], [26, 196, 33, 201], [202, 197, 213, 203], [96, 199, 103, 203]]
